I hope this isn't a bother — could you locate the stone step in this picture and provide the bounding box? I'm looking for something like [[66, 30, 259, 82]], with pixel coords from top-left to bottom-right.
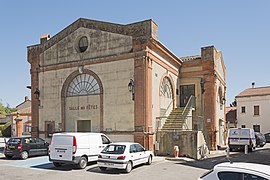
[[161, 127, 186, 130], [160, 107, 192, 131], [163, 122, 185, 124], [167, 117, 186, 120]]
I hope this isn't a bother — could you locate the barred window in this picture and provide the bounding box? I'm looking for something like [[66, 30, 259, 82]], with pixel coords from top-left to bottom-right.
[[67, 73, 100, 96], [241, 106, 246, 113], [160, 77, 172, 98]]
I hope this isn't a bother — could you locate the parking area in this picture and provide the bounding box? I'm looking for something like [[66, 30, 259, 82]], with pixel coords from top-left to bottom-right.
[[0, 143, 269, 180], [0, 150, 165, 171]]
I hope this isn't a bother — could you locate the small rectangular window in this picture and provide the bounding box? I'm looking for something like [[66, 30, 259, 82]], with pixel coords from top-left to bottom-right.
[[241, 125, 246, 128], [253, 125, 260, 132], [241, 106, 246, 113], [254, 106, 259, 116]]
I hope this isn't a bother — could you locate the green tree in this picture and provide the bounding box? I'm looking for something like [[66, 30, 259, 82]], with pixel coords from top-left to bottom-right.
[[5, 104, 16, 114], [0, 101, 5, 115], [0, 101, 16, 115]]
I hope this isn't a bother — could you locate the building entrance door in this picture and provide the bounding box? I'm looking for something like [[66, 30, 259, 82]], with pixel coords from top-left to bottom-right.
[[77, 120, 91, 132], [180, 84, 195, 107]]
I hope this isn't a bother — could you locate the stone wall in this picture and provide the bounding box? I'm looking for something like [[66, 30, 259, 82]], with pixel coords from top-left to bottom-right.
[[156, 130, 198, 159]]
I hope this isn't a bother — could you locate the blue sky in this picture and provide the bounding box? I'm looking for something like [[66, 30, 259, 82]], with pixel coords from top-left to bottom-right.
[[0, 0, 270, 107]]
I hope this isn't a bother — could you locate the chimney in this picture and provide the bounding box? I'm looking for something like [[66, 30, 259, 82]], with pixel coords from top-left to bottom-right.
[[40, 34, 50, 44], [252, 82, 255, 88], [25, 96, 29, 102]]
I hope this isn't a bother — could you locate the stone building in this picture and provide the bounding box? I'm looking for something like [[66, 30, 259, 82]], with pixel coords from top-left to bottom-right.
[[27, 18, 226, 153], [236, 83, 270, 134], [11, 96, 32, 137]]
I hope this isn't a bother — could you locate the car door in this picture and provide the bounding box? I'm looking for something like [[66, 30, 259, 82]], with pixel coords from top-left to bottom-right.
[[129, 144, 140, 166], [134, 144, 148, 165], [28, 137, 38, 156], [35, 138, 48, 155]]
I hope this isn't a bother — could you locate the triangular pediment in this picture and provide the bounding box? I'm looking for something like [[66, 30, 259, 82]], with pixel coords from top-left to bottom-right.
[[41, 18, 157, 51]]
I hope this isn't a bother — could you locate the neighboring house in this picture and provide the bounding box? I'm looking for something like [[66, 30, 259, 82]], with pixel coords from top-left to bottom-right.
[[0, 114, 12, 125], [27, 18, 226, 152], [11, 97, 31, 137], [226, 107, 237, 128], [236, 83, 270, 134]]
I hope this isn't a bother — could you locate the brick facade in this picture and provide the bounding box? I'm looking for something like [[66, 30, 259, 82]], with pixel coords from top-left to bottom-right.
[[27, 18, 226, 151]]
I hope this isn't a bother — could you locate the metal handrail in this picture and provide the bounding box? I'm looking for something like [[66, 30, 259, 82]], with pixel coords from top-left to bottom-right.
[[162, 100, 173, 117], [182, 95, 195, 115]]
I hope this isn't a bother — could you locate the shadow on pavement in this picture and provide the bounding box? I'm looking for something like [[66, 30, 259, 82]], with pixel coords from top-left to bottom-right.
[[86, 163, 144, 175], [176, 147, 270, 170], [31, 161, 97, 171], [86, 166, 122, 175]]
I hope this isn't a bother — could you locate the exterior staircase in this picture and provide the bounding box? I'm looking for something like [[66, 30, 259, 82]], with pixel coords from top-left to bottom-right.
[[161, 107, 193, 131]]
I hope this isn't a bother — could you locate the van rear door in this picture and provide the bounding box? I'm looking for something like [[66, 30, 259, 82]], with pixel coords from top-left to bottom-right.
[[229, 129, 240, 145], [239, 129, 250, 145], [49, 135, 73, 161]]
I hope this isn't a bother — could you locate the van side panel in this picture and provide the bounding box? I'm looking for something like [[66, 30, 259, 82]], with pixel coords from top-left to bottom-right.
[[49, 133, 111, 164], [76, 135, 90, 159], [88, 135, 102, 161]]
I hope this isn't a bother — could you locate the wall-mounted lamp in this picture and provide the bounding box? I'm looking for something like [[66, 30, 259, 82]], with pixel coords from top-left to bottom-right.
[[34, 88, 40, 99], [128, 79, 135, 100], [222, 97, 226, 105]]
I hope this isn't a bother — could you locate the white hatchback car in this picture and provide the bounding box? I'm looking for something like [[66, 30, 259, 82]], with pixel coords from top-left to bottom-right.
[[97, 142, 153, 173], [199, 162, 270, 180]]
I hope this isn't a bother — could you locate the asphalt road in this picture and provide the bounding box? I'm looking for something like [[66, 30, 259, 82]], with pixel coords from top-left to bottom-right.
[[0, 144, 269, 180], [181, 143, 270, 170]]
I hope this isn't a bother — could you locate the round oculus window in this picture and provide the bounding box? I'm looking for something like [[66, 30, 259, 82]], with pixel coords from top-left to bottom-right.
[[78, 36, 88, 52]]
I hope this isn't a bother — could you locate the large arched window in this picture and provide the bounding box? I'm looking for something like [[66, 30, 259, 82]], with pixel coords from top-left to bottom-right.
[[67, 73, 100, 96], [160, 77, 173, 98]]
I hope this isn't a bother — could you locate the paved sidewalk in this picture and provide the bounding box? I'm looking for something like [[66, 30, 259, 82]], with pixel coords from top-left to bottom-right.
[[165, 149, 231, 162]]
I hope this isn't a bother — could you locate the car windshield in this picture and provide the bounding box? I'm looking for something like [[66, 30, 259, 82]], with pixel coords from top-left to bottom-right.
[[102, 145, 126, 154], [7, 138, 21, 144]]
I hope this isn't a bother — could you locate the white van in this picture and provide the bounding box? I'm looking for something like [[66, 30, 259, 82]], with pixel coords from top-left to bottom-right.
[[228, 128, 256, 152], [49, 132, 111, 169]]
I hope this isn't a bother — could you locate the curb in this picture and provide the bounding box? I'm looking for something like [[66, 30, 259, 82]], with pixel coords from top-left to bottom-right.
[[165, 157, 194, 162], [153, 156, 166, 163]]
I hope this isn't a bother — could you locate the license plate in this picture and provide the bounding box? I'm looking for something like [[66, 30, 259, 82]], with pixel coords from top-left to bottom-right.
[[105, 163, 114, 166], [9, 145, 15, 149], [57, 150, 66, 153]]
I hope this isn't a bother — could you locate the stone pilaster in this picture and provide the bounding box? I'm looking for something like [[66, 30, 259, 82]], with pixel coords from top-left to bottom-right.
[[27, 45, 41, 138]]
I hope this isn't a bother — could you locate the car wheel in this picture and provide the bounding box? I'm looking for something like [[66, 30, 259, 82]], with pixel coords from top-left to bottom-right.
[[146, 155, 152, 165], [5, 155, 12, 159], [99, 167, 107, 171], [78, 157, 87, 169], [53, 162, 62, 167], [248, 145, 254, 152], [20, 151, 29, 160], [125, 161, 132, 173]]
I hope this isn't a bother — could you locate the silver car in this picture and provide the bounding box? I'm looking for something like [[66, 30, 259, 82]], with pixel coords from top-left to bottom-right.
[[97, 142, 153, 173]]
